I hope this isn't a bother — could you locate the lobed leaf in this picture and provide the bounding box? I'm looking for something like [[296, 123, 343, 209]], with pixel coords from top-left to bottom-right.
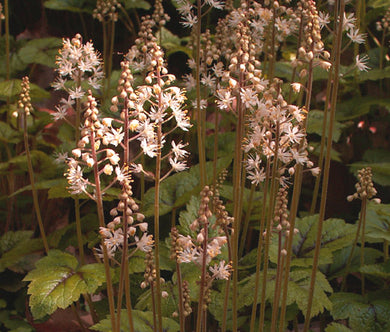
[[238, 268, 332, 318], [23, 250, 106, 319], [360, 260, 390, 279], [142, 157, 231, 217], [307, 110, 347, 143], [325, 322, 352, 332], [292, 215, 356, 265], [336, 97, 390, 121], [331, 292, 390, 331], [91, 309, 180, 332]]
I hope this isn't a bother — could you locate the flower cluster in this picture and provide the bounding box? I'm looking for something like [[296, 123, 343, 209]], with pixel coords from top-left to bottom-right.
[[65, 92, 121, 196], [52, 34, 103, 121], [347, 167, 380, 203], [376, 7, 390, 33], [173, 187, 232, 281], [93, 0, 121, 22], [245, 81, 313, 186], [125, 14, 161, 73], [152, 0, 170, 28], [16, 77, 32, 117], [319, 5, 369, 72], [292, 0, 331, 80], [98, 167, 152, 259], [176, 0, 224, 29], [123, 43, 191, 174]]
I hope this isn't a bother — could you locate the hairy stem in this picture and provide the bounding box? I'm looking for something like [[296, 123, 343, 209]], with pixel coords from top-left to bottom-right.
[[91, 129, 117, 332], [249, 163, 271, 332], [23, 113, 49, 254], [303, 2, 344, 329], [196, 0, 207, 188]]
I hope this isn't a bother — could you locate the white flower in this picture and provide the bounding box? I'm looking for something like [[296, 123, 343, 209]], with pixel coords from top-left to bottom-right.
[[171, 141, 189, 159], [183, 74, 196, 90], [209, 261, 231, 280], [182, 13, 198, 28], [247, 168, 266, 185], [310, 167, 321, 176], [347, 28, 366, 44], [213, 62, 224, 77], [216, 89, 235, 110], [284, 125, 305, 144], [290, 148, 308, 165], [66, 162, 88, 194], [355, 54, 370, 72], [201, 74, 216, 89], [343, 13, 357, 31], [130, 163, 144, 174], [176, 1, 192, 15], [102, 228, 124, 253], [240, 88, 258, 108], [115, 166, 131, 183], [52, 77, 66, 90], [205, 0, 224, 10], [103, 164, 113, 175], [135, 234, 154, 252], [177, 247, 199, 263], [169, 157, 188, 172], [192, 99, 208, 110], [291, 83, 302, 93], [69, 86, 85, 100], [105, 127, 124, 147], [172, 109, 191, 131], [318, 12, 331, 29], [108, 152, 120, 165], [52, 105, 68, 121], [53, 151, 68, 165], [141, 139, 158, 158]]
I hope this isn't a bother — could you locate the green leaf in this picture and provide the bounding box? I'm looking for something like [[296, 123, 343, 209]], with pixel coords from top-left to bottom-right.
[[208, 284, 249, 331], [0, 150, 57, 179], [135, 282, 179, 320], [364, 202, 390, 242], [350, 162, 390, 186], [142, 157, 231, 217], [274, 62, 333, 81], [0, 79, 50, 101], [358, 67, 390, 81], [323, 246, 382, 279], [0, 231, 34, 254], [17, 38, 62, 68], [291, 215, 356, 266], [91, 309, 180, 332], [336, 97, 390, 121], [178, 195, 200, 237], [205, 132, 235, 159], [23, 250, 106, 319], [0, 309, 34, 332], [360, 260, 390, 279], [368, 0, 390, 8], [10, 179, 67, 197], [238, 268, 332, 318], [44, 0, 93, 13], [121, 0, 151, 10], [0, 122, 18, 143], [307, 110, 347, 142], [325, 322, 352, 332], [0, 232, 45, 273], [331, 292, 390, 331], [349, 151, 390, 187]]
